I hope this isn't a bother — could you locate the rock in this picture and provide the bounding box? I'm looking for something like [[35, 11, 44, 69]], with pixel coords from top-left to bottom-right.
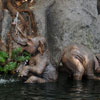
[[0, 9, 12, 45], [0, 0, 3, 33], [28, 0, 99, 66], [30, 0, 55, 35], [95, 15, 100, 53]]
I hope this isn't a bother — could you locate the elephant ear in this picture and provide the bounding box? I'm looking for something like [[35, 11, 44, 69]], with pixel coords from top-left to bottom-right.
[[38, 40, 44, 55], [26, 36, 35, 46], [96, 54, 100, 63], [26, 37, 35, 47], [94, 55, 100, 73], [27, 41, 33, 46]]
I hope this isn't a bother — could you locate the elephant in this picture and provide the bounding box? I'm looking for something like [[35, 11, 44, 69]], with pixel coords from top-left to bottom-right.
[[17, 51, 58, 83], [61, 44, 100, 80], [15, 34, 57, 83], [17, 41, 100, 82]]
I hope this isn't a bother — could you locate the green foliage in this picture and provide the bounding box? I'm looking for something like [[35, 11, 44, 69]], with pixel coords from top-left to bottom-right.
[[0, 67, 4, 72], [22, 51, 31, 57], [12, 48, 31, 62], [12, 47, 22, 59], [16, 56, 30, 62], [0, 62, 17, 73], [0, 51, 8, 58], [0, 51, 8, 64], [0, 56, 5, 63], [0, 48, 31, 74]]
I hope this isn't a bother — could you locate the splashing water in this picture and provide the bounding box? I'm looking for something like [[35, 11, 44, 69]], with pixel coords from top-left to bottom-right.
[[0, 78, 17, 84]]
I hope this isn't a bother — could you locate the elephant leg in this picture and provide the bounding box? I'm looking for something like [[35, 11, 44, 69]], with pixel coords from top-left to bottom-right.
[[19, 54, 48, 77], [86, 61, 100, 80], [29, 54, 48, 75], [71, 57, 85, 80], [25, 75, 46, 83], [19, 65, 46, 77], [94, 55, 100, 73], [19, 63, 47, 77], [29, 60, 47, 75]]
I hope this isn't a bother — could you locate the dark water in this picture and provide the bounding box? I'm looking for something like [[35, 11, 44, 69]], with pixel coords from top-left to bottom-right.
[[0, 73, 100, 100]]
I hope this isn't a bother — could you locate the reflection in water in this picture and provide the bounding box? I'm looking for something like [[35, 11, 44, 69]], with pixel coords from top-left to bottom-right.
[[0, 73, 100, 100]]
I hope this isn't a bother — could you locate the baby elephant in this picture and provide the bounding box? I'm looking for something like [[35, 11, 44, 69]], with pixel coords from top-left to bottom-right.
[[17, 35, 57, 83], [61, 44, 100, 80], [18, 53, 58, 83]]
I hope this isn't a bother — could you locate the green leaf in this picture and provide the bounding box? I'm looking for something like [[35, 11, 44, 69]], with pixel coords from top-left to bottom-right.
[[0, 51, 8, 58], [25, 56, 30, 60], [16, 56, 30, 62], [23, 51, 31, 57], [3, 62, 17, 73], [12, 47, 22, 58], [0, 67, 4, 72], [0, 56, 5, 63], [16, 56, 25, 62], [0, 48, 31, 74]]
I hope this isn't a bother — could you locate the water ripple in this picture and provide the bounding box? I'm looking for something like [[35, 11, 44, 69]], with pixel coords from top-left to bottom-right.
[[0, 75, 100, 100]]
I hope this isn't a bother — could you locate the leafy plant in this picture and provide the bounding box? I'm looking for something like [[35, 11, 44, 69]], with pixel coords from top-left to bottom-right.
[[22, 51, 31, 57], [16, 56, 30, 62], [0, 51, 8, 64], [0, 62, 17, 73], [0, 51, 8, 58], [0, 56, 6, 64], [0, 48, 31, 74], [12, 47, 22, 59]]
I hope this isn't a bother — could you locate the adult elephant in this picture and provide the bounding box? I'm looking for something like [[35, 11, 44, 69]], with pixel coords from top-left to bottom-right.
[[61, 44, 100, 80]]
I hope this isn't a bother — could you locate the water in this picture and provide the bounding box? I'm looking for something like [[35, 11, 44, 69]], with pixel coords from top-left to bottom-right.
[[0, 73, 100, 100]]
